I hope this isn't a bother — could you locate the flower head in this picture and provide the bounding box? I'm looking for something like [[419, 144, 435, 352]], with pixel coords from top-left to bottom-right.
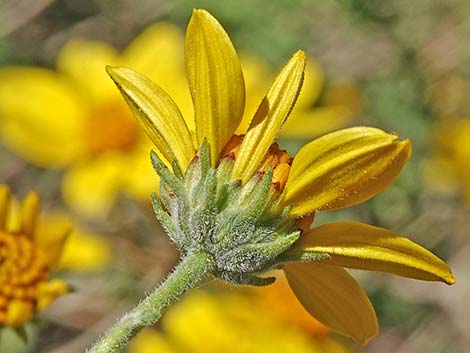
[[107, 9, 454, 345], [0, 185, 69, 327]]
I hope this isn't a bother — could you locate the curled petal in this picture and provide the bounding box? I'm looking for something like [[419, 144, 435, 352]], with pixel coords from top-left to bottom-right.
[[282, 127, 411, 216], [232, 51, 306, 183], [107, 66, 195, 169], [290, 221, 455, 284], [185, 9, 245, 165], [285, 262, 378, 345]]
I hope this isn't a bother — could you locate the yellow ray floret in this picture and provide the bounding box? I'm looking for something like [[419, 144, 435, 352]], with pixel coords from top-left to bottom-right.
[[232, 50, 306, 184], [105, 9, 455, 347], [106, 66, 195, 169], [282, 127, 411, 216], [285, 262, 378, 345], [185, 9, 246, 166], [290, 221, 455, 284]]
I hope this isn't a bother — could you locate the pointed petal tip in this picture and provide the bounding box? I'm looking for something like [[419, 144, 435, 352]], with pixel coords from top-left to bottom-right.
[[191, 8, 212, 22], [294, 49, 306, 60], [105, 65, 124, 83], [192, 8, 206, 15], [401, 138, 412, 152], [291, 50, 307, 69], [105, 65, 130, 80], [105, 64, 119, 75], [445, 271, 456, 285]]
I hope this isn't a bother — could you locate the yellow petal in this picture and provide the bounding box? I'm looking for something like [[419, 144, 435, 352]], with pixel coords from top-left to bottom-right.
[[0, 67, 86, 167], [36, 279, 68, 311], [5, 300, 34, 327], [35, 214, 71, 267], [107, 66, 195, 169], [232, 51, 306, 183], [185, 9, 245, 165], [20, 190, 40, 237], [0, 184, 11, 230], [292, 221, 455, 284], [57, 38, 119, 102], [283, 127, 411, 216], [284, 262, 378, 345]]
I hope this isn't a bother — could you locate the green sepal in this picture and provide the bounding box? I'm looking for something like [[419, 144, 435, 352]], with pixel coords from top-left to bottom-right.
[[218, 231, 300, 273], [242, 168, 273, 220], [275, 250, 331, 264], [151, 192, 183, 245], [150, 150, 187, 201], [220, 271, 276, 286], [0, 324, 38, 353], [171, 160, 183, 180], [198, 139, 211, 176], [190, 169, 218, 243]]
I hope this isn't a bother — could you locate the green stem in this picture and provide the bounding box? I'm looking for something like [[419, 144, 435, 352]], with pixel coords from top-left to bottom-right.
[[87, 250, 214, 353]]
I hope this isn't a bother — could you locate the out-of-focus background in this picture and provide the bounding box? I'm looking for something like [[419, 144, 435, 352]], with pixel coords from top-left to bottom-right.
[[0, 0, 468, 352]]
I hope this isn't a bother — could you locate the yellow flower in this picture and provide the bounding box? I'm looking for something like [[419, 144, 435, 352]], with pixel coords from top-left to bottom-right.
[[129, 290, 353, 353], [0, 184, 69, 327], [107, 9, 454, 345], [424, 118, 470, 206]]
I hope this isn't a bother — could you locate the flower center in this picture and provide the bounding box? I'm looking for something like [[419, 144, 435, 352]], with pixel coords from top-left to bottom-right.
[[84, 102, 140, 155], [0, 230, 48, 325], [221, 135, 314, 231], [222, 135, 293, 193]]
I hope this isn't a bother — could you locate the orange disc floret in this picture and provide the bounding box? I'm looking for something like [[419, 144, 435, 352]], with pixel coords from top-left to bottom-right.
[[221, 135, 313, 230], [0, 184, 69, 327], [222, 135, 294, 194]]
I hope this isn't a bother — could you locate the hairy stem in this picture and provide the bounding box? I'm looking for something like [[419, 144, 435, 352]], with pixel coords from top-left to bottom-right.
[[87, 250, 214, 353]]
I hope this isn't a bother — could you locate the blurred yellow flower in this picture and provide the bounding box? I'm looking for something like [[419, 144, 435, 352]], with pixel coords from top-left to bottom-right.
[[0, 184, 69, 327], [129, 290, 354, 353], [0, 23, 190, 217], [424, 118, 470, 206], [0, 22, 359, 218]]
